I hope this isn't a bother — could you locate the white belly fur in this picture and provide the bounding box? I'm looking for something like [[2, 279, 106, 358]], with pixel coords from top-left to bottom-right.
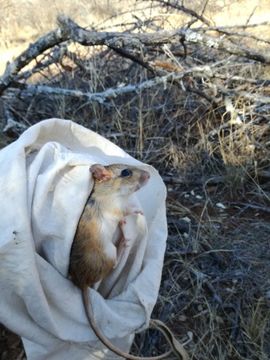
[[100, 215, 122, 260]]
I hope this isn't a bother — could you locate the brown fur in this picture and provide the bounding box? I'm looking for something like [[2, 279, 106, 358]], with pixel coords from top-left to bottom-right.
[[69, 204, 115, 288], [68, 164, 156, 359], [69, 164, 150, 289], [69, 164, 150, 287]]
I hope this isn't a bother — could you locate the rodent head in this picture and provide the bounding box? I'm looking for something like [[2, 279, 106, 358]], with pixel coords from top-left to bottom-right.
[[90, 163, 150, 198]]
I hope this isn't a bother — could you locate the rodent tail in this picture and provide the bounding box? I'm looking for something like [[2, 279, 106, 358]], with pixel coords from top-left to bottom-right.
[[82, 288, 189, 360]]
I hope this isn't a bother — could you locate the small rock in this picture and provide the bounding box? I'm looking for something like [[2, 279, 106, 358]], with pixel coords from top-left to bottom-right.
[[215, 316, 224, 324], [181, 216, 191, 223], [178, 315, 187, 322], [216, 202, 226, 210]]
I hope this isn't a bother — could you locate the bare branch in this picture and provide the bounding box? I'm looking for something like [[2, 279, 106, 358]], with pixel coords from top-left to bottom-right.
[[1, 15, 270, 98], [154, 0, 211, 26], [57, 15, 183, 48], [196, 21, 270, 30], [201, 26, 270, 45], [4, 63, 223, 103], [3, 104, 27, 137], [216, 85, 270, 104], [231, 202, 270, 214], [16, 45, 68, 81], [6, 56, 269, 107], [0, 29, 67, 94], [245, 5, 257, 26], [213, 74, 270, 86], [107, 45, 156, 74], [57, 16, 270, 64]]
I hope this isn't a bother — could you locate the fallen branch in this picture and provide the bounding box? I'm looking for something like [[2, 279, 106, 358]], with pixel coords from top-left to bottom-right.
[[3, 104, 27, 137], [58, 16, 270, 64], [216, 85, 270, 104], [1, 15, 270, 97], [4, 63, 226, 103], [0, 29, 67, 94], [5, 59, 269, 108], [57, 16, 183, 47], [16, 45, 68, 81], [231, 202, 270, 214], [213, 74, 270, 87]]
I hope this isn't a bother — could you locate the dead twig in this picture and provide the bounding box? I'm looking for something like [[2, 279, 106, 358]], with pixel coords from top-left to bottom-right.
[[107, 45, 156, 74], [231, 202, 270, 214], [203, 27, 270, 45], [3, 104, 27, 136], [197, 21, 270, 30], [16, 45, 68, 81], [0, 29, 67, 94], [154, 0, 211, 26]]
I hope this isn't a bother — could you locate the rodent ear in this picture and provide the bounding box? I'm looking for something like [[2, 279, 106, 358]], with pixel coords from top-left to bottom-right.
[[90, 164, 112, 182]]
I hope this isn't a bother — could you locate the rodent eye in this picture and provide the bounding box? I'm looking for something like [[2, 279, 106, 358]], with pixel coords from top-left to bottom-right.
[[120, 169, 132, 177]]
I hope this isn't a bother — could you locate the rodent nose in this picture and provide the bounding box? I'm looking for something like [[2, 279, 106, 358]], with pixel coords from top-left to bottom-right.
[[140, 170, 150, 184]]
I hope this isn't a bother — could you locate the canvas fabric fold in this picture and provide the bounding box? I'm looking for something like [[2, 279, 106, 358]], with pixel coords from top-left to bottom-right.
[[0, 118, 167, 359]]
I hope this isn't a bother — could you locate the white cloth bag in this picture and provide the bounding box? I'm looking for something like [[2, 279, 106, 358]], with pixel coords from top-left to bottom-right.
[[0, 119, 167, 359]]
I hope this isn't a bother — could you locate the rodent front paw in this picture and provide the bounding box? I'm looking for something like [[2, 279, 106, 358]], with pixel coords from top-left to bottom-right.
[[133, 210, 144, 215], [119, 218, 127, 227], [124, 209, 144, 216]]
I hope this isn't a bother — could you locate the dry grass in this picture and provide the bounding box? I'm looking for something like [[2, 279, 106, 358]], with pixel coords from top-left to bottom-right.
[[1, 1, 270, 359]]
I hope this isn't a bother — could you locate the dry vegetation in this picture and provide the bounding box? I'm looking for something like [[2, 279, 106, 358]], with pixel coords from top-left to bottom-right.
[[1, 1, 270, 359]]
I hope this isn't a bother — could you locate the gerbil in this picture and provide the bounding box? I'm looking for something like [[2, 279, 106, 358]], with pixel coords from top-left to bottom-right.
[[69, 163, 158, 359], [69, 163, 150, 289], [69, 164, 187, 360]]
